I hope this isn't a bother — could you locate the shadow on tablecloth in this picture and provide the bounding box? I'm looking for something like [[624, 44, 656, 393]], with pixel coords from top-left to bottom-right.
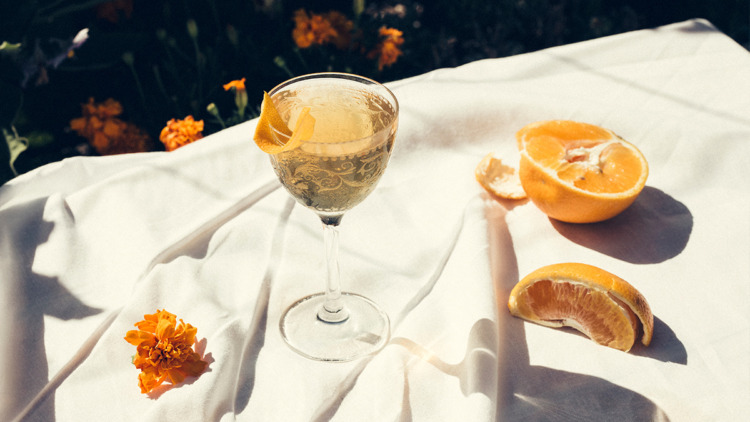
[[487, 200, 676, 421], [551, 186, 693, 264], [0, 197, 103, 422]]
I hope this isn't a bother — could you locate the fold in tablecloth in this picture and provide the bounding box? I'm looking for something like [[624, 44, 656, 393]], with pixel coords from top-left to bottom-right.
[[1, 19, 748, 421]]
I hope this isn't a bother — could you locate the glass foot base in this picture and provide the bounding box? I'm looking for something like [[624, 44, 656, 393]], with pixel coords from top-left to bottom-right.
[[279, 292, 390, 362]]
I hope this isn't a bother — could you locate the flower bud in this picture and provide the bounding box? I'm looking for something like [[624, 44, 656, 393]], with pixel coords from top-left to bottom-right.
[[156, 28, 167, 41], [236, 90, 248, 113], [206, 103, 220, 116], [353, 0, 365, 18], [121, 51, 134, 66], [225, 25, 239, 46], [186, 19, 198, 39]]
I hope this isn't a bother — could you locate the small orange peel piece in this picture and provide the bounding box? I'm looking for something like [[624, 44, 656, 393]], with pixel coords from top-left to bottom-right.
[[475, 153, 527, 200], [508, 262, 653, 352], [253, 91, 316, 154]]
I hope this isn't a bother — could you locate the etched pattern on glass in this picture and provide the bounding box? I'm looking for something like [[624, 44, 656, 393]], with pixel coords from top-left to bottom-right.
[[271, 142, 391, 213]]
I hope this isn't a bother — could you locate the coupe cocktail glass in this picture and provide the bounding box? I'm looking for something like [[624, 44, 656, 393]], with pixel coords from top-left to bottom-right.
[[267, 73, 398, 361]]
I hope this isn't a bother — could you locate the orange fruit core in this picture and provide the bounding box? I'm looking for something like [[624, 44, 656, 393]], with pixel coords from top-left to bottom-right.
[[508, 262, 653, 352], [517, 120, 648, 223]]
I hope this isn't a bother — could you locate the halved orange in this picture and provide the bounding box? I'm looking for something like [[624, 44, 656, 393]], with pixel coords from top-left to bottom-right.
[[475, 152, 527, 200], [253, 92, 315, 154], [508, 262, 653, 352], [517, 120, 648, 223]]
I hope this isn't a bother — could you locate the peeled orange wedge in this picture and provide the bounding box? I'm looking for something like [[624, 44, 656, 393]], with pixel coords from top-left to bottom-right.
[[517, 120, 648, 223], [475, 153, 527, 200], [253, 92, 316, 154], [508, 262, 653, 352]]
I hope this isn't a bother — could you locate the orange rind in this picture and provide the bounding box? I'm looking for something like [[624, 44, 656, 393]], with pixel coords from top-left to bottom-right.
[[508, 262, 653, 352], [516, 120, 648, 223], [475, 153, 527, 200], [253, 91, 315, 154]]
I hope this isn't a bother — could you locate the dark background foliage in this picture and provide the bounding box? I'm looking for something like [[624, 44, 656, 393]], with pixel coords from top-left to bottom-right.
[[1, 0, 748, 184]]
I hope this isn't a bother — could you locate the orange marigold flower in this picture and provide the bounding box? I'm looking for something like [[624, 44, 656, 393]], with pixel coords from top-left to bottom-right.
[[223, 78, 248, 116], [159, 116, 205, 151], [325, 11, 354, 50], [70, 97, 151, 155], [368, 26, 405, 71], [86, 97, 122, 117], [223, 78, 246, 92], [292, 9, 338, 49], [124, 309, 208, 394]]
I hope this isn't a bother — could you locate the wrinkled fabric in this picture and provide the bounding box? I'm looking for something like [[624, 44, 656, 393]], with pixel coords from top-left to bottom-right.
[[1, 19, 748, 421]]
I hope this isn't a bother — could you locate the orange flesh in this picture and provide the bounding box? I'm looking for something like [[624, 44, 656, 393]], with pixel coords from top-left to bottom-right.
[[524, 136, 645, 195], [523, 279, 638, 349]]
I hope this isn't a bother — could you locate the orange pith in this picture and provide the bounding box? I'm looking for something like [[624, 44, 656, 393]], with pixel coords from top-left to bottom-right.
[[516, 120, 648, 223], [508, 262, 653, 352], [475, 153, 527, 200]]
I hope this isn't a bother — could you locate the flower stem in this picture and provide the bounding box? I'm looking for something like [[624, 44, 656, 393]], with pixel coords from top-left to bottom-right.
[[122, 52, 149, 121], [274, 56, 295, 78], [153, 65, 181, 117]]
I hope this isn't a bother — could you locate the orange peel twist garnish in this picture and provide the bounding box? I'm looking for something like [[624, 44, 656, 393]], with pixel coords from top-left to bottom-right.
[[253, 92, 315, 154]]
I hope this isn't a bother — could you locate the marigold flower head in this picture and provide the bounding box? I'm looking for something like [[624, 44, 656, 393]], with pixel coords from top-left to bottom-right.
[[83, 97, 122, 118], [159, 116, 205, 151], [70, 97, 151, 155], [325, 11, 354, 50], [368, 26, 404, 71], [223, 78, 249, 116], [292, 9, 339, 49], [223, 78, 246, 92], [124, 309, 208, 394]]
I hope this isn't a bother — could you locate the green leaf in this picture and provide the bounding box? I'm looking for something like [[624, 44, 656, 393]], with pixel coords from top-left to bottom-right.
[[0, 41, 22, 55], [26, 131, 55, 148], [3, 127, 28, 176]]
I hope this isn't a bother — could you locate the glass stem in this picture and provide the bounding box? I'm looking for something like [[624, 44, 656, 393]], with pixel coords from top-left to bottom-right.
[[318, 221, 350, 323]]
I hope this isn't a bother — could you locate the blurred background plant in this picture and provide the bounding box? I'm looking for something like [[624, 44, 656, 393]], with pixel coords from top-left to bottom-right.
[[1, 0, 747, 185]]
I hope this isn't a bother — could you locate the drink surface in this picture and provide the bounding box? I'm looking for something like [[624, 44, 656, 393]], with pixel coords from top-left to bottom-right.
[[269, 80, 397, 214]]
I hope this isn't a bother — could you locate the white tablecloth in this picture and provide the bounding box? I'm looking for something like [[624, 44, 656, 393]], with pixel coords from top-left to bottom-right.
[[1, 19, 748, 421]]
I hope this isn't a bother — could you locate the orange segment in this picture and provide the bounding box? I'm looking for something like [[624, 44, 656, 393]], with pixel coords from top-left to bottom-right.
[[508, 262, 653, 352], [475, 153, 527, 200], [516, 120, 648, 223], [253, 91, 316, 154]]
